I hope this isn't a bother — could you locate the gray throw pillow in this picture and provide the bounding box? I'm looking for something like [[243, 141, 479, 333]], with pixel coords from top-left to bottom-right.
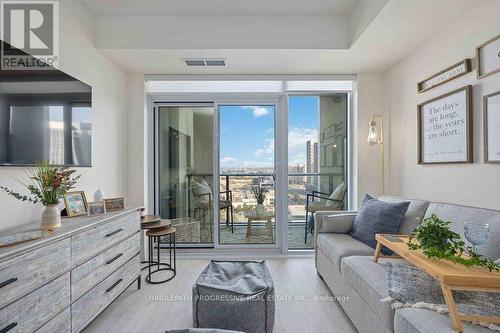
[[350, 194, 410, 254]]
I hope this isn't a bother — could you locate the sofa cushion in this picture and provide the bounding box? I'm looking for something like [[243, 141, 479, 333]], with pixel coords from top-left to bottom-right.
[[316, 234, 374, 272], [379, 196, 429, 234], [350, 195, 410, 254], [424, 202, 500, 259], [319, 213, 357, 234], [394, 308, 494, 333], [341, 256, 407, 329]]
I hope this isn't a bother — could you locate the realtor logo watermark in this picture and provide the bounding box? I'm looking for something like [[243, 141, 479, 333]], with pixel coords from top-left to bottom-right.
[[1, 1, 59, 70]]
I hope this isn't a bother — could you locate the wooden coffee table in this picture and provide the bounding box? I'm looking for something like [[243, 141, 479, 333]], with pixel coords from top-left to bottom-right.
[[245, 210, 274, 240], [373, 234, 500, 332]]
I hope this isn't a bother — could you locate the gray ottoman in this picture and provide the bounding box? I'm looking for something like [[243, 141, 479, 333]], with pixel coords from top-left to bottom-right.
[[166, 329, 243, 333], [193, 260, 275, 333]]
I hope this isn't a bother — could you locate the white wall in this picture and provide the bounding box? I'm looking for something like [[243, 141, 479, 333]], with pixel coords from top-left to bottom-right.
[[384, 1, 500, 209], [355, 73, 387, 207], [0, 0, 128, 230]]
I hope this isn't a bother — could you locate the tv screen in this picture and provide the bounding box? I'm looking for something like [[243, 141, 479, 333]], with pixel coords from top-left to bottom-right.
[[0, 47, 92, 166]]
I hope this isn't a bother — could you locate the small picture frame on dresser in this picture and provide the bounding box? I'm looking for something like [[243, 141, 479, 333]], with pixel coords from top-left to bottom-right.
[[63, 191, 88, 217], [484, 91, 500, 163], [87, 201, 107, 216], [103, 197, 125, 212]]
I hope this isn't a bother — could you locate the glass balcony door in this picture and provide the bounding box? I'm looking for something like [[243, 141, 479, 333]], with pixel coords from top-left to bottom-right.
[[217, 104, 278, 246], [155, 104, 215, 246], [287, 95, 348, 249]]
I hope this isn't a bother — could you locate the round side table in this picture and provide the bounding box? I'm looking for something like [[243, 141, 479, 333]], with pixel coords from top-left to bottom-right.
[[145, 226, 176, 284], [140, 215, 170, 271]]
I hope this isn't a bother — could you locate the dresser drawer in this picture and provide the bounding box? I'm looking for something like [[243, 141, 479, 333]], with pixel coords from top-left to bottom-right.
[[71, 211, 140, 265], [0, 238, 70, 309], [35, 308, 70, 333], [71, 232, 140, 300], [71, 255, 140, 332], [0, 272, 70, 333]]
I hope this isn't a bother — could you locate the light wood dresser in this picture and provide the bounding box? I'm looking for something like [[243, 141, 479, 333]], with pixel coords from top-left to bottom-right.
[[0, 208, 141, 333]]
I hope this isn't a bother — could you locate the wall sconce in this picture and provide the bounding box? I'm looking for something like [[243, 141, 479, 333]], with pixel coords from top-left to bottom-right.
[[367, 114, 384, 194]]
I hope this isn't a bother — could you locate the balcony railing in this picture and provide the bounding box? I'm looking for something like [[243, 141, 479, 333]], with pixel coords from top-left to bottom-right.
[[185, 172, 344, 225]]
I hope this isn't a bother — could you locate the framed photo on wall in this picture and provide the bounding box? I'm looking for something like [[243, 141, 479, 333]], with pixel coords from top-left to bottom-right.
[[484, 91, 500, 163], [477, 34, 500, 79], [417, 86, 472, 164]]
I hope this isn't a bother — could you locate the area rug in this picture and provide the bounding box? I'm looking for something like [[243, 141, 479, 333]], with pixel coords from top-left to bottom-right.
[[382, 262, 500, 331]]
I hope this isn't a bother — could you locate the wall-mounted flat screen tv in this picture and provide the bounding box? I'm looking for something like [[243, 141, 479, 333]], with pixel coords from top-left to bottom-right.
[[0, 42, 92, 167]]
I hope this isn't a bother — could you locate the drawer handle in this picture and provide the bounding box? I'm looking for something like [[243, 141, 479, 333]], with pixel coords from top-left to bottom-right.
[[106, 253, 123, 265], [105, 228, 123, 237], [106, 278, 123, 293], [0, 277, 17, 289], [0, 322, 17, 333]]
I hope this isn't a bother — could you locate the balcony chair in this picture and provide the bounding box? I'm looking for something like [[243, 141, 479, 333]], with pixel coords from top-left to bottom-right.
[[304, 182, 346, 243], [192, 178, 234, 233]]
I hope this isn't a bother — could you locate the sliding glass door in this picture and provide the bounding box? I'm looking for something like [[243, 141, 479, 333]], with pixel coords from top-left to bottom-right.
[[218, 104, 277, 245], [156, 104, 215, 245]]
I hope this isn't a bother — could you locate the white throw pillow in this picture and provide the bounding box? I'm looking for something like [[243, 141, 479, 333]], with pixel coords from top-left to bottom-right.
[[325, 182, 346, 209], [192, 179, 212, 205]]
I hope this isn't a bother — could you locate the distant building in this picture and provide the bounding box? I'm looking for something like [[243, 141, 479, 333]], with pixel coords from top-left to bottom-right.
[[306, 140, 319, 173]]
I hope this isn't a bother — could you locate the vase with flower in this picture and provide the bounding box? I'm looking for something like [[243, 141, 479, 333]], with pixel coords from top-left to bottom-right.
[[0, 161, 80, 230]]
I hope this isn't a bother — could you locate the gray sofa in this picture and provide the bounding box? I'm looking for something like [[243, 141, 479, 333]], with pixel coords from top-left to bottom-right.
[[314, 195, 500, 333]]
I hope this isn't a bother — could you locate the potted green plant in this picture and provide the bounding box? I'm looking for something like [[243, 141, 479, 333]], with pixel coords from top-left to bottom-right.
[[407, 214, 500, 272], [0, 161, 80, 230]]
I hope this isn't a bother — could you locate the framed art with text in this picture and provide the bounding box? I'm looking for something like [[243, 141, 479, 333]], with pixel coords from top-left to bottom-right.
[[417, 59, 471, 93], [477, 34, 500, 79], [484, 91, 500, 163], [418, 86, 472, 164]]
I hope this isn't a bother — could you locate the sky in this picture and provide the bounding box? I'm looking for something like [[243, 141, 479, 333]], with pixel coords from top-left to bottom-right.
[[219, 96, 318, 170]]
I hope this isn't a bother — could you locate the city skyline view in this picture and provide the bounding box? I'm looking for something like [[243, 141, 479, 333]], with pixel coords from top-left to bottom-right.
[[219, 96, 319, 171]]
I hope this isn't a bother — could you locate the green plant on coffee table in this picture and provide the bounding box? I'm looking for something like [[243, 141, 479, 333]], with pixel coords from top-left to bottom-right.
[[407, 214, 500, 272], [0, 160, 80, 205]]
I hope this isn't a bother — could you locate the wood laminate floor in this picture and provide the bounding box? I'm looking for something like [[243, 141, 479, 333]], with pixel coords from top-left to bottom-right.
[[84, 258, 356, 333]]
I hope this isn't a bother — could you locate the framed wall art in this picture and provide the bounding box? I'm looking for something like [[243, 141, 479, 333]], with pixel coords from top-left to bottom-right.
[[484, 91, 500, 163], [417, 59, 471, 93], [477, 34, 500, 79], [417, 86, 472, 164]]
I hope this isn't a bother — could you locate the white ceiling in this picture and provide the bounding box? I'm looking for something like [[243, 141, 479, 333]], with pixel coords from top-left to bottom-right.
[[79, 0, 359, 17], [80, 0, 482, 75]]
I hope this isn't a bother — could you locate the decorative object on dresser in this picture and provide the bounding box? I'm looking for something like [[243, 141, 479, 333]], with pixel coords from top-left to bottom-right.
[[64, 191, 89, 217], [484, 90, 500, 163], [0, 208, 142, 333], [417, 59, 471, 93], [417, 86, 473, 164], [93, 189, 105, 202], [476, 34, 500, 79], [0, 161, 80, 230], [104, 197, 125, 212], [88, 201, 106, 216]]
